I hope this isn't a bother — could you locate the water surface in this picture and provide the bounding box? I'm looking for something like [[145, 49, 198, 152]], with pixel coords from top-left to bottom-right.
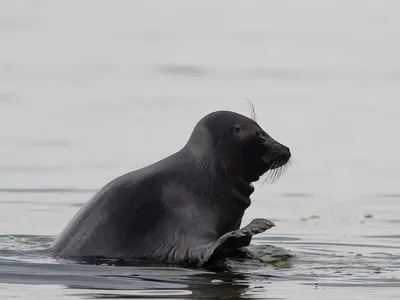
[[0, 0, 399, 299]]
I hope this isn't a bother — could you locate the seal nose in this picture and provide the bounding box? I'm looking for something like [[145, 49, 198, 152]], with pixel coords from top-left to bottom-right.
[[270, 142, 291, 164], [282, 146, 291, 165], [261, 137, 291, 163], [281, 145, 291, 160]]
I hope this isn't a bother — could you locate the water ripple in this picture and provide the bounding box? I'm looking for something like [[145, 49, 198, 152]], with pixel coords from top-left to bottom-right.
[[0, 188, 96, 194], [0, 230, 398, 298]]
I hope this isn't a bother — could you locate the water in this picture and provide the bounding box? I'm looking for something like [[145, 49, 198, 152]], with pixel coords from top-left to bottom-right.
[[1, 0, 400, 299]]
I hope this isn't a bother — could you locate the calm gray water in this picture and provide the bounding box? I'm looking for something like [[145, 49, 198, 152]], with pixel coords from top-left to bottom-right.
[[1, 0, 400, 299]]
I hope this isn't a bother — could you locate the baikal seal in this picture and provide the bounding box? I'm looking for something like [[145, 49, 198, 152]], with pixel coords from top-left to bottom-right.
[[51, 110, 291, 267]]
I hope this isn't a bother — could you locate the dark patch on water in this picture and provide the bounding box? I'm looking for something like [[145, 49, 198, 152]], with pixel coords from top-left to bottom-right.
[[300, 215, 320, 221], [157, 65, 208, 76], [70, 202, 85, 207], [363, 235, 400, 239], [371, 193, 400, 199], [0, 93, 17, 103], [279, 192, 314, 198]]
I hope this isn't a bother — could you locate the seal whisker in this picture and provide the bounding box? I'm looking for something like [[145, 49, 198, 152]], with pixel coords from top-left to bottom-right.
[[272, 164, 280, 183], [275, 159, 291, 182], [261, 171, 270, 187], [271, 159, 281, 183], [268, 170, 275, 184], [264, 163, 275, 183], [244, 97, 257, 122], [277, 158, 287, 180], [277, 165, 284, 180], [262, 160, 278, 185], [260, 156, 291, 186], [273, 167, 280, 183]]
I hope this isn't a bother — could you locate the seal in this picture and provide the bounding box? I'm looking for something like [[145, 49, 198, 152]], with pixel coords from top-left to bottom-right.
[[51, 110, 291, 266]]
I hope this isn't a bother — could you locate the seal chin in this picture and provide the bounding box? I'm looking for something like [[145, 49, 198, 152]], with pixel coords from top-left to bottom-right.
[[237, 176, 256, 194]]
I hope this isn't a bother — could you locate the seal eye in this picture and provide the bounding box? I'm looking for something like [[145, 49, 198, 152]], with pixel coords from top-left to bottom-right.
[[234, 125, 241, 133], [257, 132, 266, 140]]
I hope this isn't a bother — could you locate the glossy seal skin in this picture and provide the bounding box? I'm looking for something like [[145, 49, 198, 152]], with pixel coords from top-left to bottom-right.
[[51, 111, 291, 266]]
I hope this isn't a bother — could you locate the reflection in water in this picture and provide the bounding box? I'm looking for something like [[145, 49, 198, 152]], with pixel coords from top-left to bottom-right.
[[69, 273, 254, 299], [0, 235, 291, 299], [2, 233, 399, 298], [0, 217, 400, 298]]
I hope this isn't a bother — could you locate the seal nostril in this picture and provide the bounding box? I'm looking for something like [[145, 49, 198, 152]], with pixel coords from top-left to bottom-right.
[[283, 147, 291, 159], [279, 145, 290, 155]]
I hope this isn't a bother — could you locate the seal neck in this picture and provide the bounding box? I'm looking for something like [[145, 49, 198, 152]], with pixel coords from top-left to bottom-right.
[[183, 121, 256, 206], [177, 146, 254, 235], [181, 144, 255, 207], [235, 175, 255, 196], [228, 175, 254, 208]]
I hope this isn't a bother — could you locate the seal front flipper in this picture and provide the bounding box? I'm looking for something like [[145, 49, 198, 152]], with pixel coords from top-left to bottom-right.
[[213, 218, 275, 254], [237, 218, 275, 236], [191, 218, 275, 265]]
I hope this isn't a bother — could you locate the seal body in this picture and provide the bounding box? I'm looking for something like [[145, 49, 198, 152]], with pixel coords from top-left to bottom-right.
[[51, 111, 291, 266]]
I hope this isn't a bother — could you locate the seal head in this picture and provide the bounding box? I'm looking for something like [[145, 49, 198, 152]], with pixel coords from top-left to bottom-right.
[[186, 111, 291, 198]]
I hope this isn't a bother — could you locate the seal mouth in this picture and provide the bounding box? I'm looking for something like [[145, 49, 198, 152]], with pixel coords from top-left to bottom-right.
[[263, 155, 290, 170]]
